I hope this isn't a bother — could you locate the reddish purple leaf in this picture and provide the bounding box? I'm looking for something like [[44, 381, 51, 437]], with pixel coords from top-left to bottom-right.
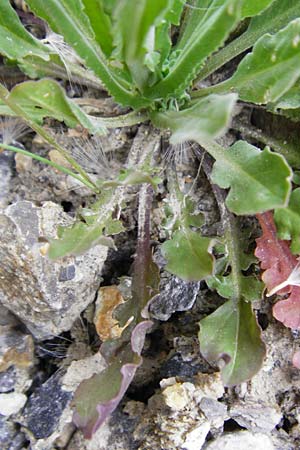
[[255, 212, 300, 330]]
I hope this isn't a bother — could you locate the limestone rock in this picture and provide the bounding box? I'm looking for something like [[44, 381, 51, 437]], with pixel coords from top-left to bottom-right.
[[0, 201, 108, 339], [205, 431, 274, 450], [229, 400, 282, 433], [0, 151, 14, 209]]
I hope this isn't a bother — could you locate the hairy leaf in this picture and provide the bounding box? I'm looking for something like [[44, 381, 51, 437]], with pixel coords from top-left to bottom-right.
[[152, 93, 237, 143], [209, 141, 292, 215], [255, 212, 300, 329], [0, 79, 105, 133], [72, 321, 152, 438], [26, 0, 148, 108], [145, 0, 241, 100], [161, 229, 213, 282], [0, 0, 50, 61], [274, 188, 300, 254], [199, 300, 266, 386], [223, 19, 300, 104]]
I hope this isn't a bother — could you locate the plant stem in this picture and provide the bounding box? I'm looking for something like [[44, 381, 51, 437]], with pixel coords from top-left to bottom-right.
[[90, 110, 149, 128], [198, 147, 242, 305], [0, 143, 97, 191], [0, 83, 99, 191]]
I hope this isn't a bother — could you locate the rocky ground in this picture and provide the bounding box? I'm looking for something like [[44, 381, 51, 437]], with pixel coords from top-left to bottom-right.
[[0, 88, 300, 450]]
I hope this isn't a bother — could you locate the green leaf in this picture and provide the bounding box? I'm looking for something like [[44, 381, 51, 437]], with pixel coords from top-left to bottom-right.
[[209, 140, 292, 215], [0, 0, 50, 60], [146, 0, 241, 100], [0, 79, 105, 133], [207, 274, 263, 302], [161, 229, 213, 282], [48, 222, 113, 258], [274, 188, 300, 254], [199, 300, 266, 385], [152, 93, 237, 143], [48, 189, 124, 258], [26, 0, 148, 108], [81, 0, 113, 56], [241, 0, 275, 18], [196, 0, 300, 82], [223, 19, 300, 104], [113, 0, 175, 89]]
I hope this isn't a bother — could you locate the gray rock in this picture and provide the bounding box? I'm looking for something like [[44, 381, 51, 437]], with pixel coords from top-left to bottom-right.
[[149, 275, 200, 321], [0, 151, 14, 209], [0, 201, 108, 339], [229, 401, 282, 433]]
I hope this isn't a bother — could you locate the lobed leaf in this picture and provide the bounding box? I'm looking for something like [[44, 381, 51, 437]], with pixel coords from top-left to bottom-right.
[[224, 19, 300, 104], [207, 274, 263, 302], [199, 300, 266, 386], [274, 188, 300, 254], [48, 222, 114, 259], [161, 229, 213, 282], [0, 79, 105, 133], [210, 141, 292, 215], [196, 0, 300, 83]]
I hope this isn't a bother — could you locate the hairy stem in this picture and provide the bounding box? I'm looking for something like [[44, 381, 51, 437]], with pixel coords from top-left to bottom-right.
[[199, 147, 242, 304]]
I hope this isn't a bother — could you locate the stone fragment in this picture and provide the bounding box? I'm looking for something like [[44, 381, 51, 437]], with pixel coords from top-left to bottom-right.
[[229, 400, 282, 433], [182, 422, 211, 450], [0, 392, 27, 416], [0, 201, 108, 339], [205, 431, 274, 450], [0, 327, 34, 372], [14, 152, 33, 172], [149, 275, 200, 321], [22, 372, 72, 440], [0, 415, 27, 450], [93, 286, 128, 341]]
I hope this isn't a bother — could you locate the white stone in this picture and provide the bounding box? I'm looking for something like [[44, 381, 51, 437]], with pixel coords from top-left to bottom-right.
[[0, 392, 27, 416], [205, 431, 274, 450], [182, 422, 211, 450]]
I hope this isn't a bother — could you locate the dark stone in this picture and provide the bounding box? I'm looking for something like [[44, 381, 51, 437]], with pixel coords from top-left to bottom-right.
[[22, 372, 72, 439], [149, 276, 200, 321], [58, 265, 76, 282], [160, 352, 207, 379]]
